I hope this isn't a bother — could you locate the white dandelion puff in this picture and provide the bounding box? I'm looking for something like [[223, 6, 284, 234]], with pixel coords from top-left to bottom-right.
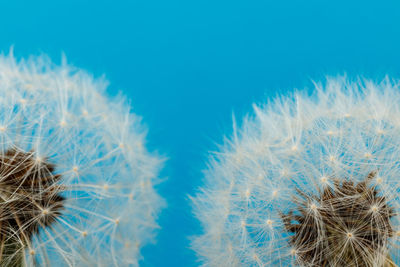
[[0, 50, 164, 266], [192, 77, 400, 266]]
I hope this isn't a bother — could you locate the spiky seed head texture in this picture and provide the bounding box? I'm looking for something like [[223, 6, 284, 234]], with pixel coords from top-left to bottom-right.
[[192, 77, 400, 267], [0, 51, 164, 266]]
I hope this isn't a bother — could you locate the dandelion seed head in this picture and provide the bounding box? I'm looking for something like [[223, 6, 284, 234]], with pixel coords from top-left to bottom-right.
[[192, 77, 400, 266], [0, 51, 164, 266]]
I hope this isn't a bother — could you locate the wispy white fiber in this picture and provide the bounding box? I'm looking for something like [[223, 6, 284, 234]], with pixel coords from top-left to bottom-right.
[[192, 77, 400, 266], [0, 50, 164, 266]]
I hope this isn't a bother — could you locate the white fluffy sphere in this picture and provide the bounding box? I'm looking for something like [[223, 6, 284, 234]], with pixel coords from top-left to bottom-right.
[[0, 51, 164, 266], [193, 77, 400, 266]]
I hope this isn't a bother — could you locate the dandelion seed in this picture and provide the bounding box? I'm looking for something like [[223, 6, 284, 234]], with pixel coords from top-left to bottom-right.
[[59, 120, 67, 127], [290, 249, 297, 256], [272, 190, 278, 198], [371, 205, 379, 213], [245, 189, 251, 198], [72, 166, 78, 173], [364, 152, 373, 158], [192, 77, 400, 266], [346, 232, 354, 239], [0, 51, 164, 266], [377, 129, 385, 135], [309, 203, 317, 211]]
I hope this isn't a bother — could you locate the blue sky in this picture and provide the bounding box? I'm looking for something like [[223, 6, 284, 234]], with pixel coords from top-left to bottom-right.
[[1, 1, 400, 266]]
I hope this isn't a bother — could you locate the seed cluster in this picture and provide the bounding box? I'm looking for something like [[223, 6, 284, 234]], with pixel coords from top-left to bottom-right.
[[282, 171, 395, 267], [0, 148, 64, 264]]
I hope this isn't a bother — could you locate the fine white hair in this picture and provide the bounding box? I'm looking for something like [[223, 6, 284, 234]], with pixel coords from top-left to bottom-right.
[[0, 50, 164, 266], [192, 76, 400, 266]]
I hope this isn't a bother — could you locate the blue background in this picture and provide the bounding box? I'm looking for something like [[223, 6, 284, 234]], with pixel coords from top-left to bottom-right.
[[1, 1, 400, 266]]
